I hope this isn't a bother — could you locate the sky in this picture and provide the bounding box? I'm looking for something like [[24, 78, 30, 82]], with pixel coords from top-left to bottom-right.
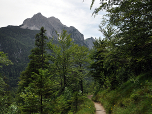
[[0, 0, 106, 39]]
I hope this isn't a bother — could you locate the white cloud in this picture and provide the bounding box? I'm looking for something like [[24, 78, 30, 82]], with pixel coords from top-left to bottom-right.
[[0, 0, 106, 39]]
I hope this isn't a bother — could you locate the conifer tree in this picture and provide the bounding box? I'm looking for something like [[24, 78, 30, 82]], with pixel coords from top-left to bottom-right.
[[18, 27, 50, 113], [19, 27, 49, 91], [20, 69, 53, 114]]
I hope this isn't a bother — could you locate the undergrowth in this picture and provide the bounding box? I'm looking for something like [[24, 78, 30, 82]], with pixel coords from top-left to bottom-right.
[[67, 95, 95, 114], [92, 72, 152, 114]]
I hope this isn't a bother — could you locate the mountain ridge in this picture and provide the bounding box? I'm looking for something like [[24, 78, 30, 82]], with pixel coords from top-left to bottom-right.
[[20, 13, 91, 46], [21, 13, 84, 41]]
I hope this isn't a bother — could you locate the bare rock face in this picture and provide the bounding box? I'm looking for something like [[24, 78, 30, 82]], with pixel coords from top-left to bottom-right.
[[84, 37, 95, 49], [21, 13, 57, 39], [20, 13, 84, 42], [48, 16, 66, 34], [65, 26, 84, 41]]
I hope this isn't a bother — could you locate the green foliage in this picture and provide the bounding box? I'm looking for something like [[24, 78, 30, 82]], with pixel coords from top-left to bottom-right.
[[18, 27, 51, 114], [47, 30, 92, 113], [48, 30, 90, 95], [0, 76, 6, 94], [19, 27, 49, 91], [19, 69, 53, 113], [0, 51, 13, 67], [92, 72, 152, 114], [72, 96, 95, 114], [72, 45, 91, 94], [91, 0, 152, 75], [90, 0, 152, 113], [0, 51, 15, 113], [90, 0, 152, 88], [47, 30, 75, 90], [64, 87, 72, 100], [19, 90, 39, 113], [17, 29, 93, 114]]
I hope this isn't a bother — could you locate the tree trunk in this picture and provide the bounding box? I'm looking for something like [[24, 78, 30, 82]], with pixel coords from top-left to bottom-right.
[[40, 94, 43, 114], [80, 80, 83, 95]]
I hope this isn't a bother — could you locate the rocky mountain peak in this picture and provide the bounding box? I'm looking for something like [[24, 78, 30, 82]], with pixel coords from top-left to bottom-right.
[[20, 13, 85, 42], [21, 13, 49, 30], [31, 13, 47, 22], [84, 37, 95, 49], [33, 12, 43, 17]]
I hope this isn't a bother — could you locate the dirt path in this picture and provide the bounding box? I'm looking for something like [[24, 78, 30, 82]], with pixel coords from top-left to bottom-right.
[[88, 95, 106, 114]]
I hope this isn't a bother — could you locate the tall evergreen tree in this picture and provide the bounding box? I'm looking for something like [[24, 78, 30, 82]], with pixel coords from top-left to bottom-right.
[[19, 69, 53, 114], [18, 27, 50, 113], [19, 27, 49, 91]]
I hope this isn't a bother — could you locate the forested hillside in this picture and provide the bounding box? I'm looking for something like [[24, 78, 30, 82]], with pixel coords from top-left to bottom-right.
[[0, 24, 93, 88], [0, 26, 39, 88], [90, 0, 152, 113]]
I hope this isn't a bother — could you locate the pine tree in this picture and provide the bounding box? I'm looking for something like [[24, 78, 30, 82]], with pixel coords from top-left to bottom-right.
[[18, 27, 50, 113], [20, 69, 53, 114], [19, 27, 49, 91]]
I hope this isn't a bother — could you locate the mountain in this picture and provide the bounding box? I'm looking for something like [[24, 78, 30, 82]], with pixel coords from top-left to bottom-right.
[[20, 13, 85, 45], [0, 13, 95, 88], [84, 37, 95, 49], [21, 13, 58, 38]]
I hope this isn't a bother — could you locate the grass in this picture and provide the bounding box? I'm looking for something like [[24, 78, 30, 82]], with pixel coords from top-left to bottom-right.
[[92, 72, 152, 114], [76, 96, 95, 114], [68, 96, 95, 114]]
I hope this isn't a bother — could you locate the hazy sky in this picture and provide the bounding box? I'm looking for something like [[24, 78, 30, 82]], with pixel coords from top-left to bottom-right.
[[0, 0, 106, 39]]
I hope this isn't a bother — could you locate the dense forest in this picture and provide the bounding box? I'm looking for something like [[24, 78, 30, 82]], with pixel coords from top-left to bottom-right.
[[0, 0, 152, 113], [90, 0, 152, 113]]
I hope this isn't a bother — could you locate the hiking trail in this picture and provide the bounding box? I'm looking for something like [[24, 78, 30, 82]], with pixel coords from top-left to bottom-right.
[[88, 95, 106, 114]]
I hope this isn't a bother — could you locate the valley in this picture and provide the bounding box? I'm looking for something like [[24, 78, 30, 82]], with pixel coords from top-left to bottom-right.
[[0, 0, 152, 113]]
